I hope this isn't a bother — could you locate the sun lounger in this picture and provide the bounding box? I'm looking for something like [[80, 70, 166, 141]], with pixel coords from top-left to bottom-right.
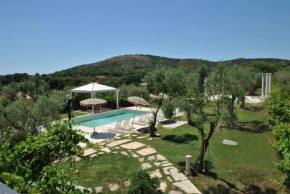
[[103, 120, 123, 134], [120, 119, 133, 132], [134, 113, 152, 125]]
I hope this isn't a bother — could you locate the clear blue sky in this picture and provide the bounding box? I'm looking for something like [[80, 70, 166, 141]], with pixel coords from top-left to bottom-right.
[[1, 0, 289, 75]]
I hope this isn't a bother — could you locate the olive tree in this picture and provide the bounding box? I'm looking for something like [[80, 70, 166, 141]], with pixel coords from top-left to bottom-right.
[[178, 64, 243, 173], [145, 67, 185, 137]]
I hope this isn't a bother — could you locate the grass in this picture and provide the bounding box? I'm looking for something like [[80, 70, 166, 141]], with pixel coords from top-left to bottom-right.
[[133, 103, 288, 194], [60, 111, 89, 120], [58, 153, 141, 194], [57, 102, 288, 193]]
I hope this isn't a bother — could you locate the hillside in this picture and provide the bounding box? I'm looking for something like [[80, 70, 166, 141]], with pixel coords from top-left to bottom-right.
[[57, 54, 290, 73], [44, 54, 290, 89], [2, 54, 289, 90]]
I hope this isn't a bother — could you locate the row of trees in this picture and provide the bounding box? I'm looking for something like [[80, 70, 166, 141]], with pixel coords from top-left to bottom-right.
[[146, 63, 256, 172]]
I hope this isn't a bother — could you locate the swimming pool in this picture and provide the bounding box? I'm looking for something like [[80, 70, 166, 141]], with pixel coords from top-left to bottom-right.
[[73, 109, 147, 128]]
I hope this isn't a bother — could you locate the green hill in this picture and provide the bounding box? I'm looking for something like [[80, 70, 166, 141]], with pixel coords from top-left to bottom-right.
[[2, 54, 289, 89]]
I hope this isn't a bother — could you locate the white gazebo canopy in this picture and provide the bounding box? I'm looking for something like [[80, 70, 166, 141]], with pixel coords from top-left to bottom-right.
[[70, 83, 120, 109]]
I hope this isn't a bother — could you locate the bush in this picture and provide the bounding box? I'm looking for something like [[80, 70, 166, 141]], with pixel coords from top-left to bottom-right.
[[161, 100, 175, 120], [119, 84, 149, 100], [103, 93, 132, 109], [127, 170, 161, 194]]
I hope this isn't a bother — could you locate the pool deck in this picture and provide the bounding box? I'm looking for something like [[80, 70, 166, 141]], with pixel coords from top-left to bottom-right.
[[74, 107, 184, 147]]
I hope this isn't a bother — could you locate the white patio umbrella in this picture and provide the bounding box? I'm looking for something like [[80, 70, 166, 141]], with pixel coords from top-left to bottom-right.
[[80, 98, 107, 134], [149, 93, 169, 100]]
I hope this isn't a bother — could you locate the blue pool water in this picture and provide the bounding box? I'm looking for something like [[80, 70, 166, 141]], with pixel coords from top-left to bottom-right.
[[73, 109, 147, 128]]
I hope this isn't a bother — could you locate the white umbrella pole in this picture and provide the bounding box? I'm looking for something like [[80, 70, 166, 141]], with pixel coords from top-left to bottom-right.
[[94, 113, 96, 134], [132, 106, 137, 128]]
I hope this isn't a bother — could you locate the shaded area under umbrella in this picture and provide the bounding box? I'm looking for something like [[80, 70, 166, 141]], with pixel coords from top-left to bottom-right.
[[127, 96, 149, 128], [80, 98, 107, 134]]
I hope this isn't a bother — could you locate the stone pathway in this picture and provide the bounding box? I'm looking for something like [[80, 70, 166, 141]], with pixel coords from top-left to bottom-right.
[[74, 133, 201, 194]]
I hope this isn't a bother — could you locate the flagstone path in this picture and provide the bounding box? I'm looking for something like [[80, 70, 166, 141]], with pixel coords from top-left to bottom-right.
[[75, 133, 201, 194]]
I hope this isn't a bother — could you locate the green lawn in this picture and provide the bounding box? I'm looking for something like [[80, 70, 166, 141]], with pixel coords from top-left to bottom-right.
[[58, 103, 288, 193], [133, 103, 288, 194], [58, 153, 141, 194]]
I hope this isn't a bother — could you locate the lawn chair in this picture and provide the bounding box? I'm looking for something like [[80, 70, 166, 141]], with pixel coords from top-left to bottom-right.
[[132, 114, 145, 126], [120, 119, 133, 132], [135, 113, 152, 125], [103, 120, 123, 134]]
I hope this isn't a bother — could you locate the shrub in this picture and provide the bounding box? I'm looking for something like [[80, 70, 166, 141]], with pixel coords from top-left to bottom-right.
[[161, 100, 175, 120], [127, 170, 161, 194]]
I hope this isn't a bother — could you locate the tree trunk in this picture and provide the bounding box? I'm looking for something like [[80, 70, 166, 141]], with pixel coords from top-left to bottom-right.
[[149, 99, 162, 137], [193, 121, 216, 173]]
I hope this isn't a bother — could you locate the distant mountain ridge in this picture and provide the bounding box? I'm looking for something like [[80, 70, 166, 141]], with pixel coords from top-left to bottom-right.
[[43, 54, 290, 89], [61, 54, 290, 73]]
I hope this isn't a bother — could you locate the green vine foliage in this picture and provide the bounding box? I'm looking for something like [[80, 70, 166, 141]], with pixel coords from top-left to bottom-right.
[[127, 170, 160, 194], [267, 85, 290, 188], [0, 122, 90, 193]]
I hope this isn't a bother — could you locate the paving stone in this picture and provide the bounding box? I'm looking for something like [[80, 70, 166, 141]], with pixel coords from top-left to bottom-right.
[[158, 181, 167, 192], [137, 136, 146, 139], [132, 153, 138, 158], [161, 162, 173, 167], [154, 162, 161, 167], [156, 154, 167, 161], [109, 183, 119, 191], [138, 158, 144, 162], [123, 134, 131, 137], [132, 135, 137, 137], [171, 172, 187, 181], [142, 162, 152, 170], [150, 169, 162, 178], [113, 151, 118, 154], [74, 156, 81, 161], [107, 139, 131, 147], [167, 176, 173, 182], [90, 154, 97, 158], [137, 147, 157, 156], [100, 147, 111, 153], [95, 186, 103, 193], [173, 180, 201, 194], [161, 160, 169, 164], [98, 152, 104, 155], [83, 148, 97, 156], [148, 138, 152, 140], [124, 181, 131, 187], [115, 146, 120, 149], [169, 190, 182, 194], [148, 155, 156, 161], [163, 166, 178, 175], [222, 139, 238, 146], [120, 142, 146, 150], [114, 136, 121, 139], [121, 151, 128, 156]]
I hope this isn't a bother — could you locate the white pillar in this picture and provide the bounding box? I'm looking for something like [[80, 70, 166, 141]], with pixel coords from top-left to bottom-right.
[[116, 89, 120, 109], [265, 73, 269, 98], [268, 73, 272, 93], [185, 155, 192, 175], [261, 73, 265, 98]]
